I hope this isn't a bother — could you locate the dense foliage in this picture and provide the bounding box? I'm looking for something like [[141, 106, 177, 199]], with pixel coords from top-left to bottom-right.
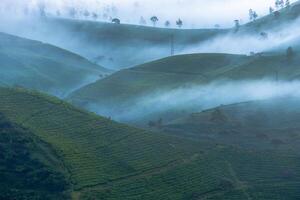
[[0, 114, 69, 200]]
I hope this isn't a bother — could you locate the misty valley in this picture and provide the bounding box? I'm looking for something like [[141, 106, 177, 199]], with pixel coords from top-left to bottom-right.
[[2, 0, 300, 199]]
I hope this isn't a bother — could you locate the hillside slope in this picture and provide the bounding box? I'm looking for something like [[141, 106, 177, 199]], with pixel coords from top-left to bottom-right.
[[4, 17, 226, 69], [242, 1, 300, 33], [69, 53, 249, 100], [0, 32, 110, 97], [4, 1, 300, 70], [68, 52, 300, 123], [2, 87, 300, 199], [0, 113, 69, 199], [164, 98, 300, 150]]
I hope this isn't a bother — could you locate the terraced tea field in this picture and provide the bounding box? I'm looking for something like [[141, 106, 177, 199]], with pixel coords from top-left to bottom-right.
[[0, 88, 188, 188], [1, 87, 300, 199], [2, 0, 300, 199]]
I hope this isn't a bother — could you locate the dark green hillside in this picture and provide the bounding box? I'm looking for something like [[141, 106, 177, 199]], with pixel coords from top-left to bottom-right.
[[164, 98, 300, 150], [2, 87, 300, 199], [0, 113, 69, 199], [0, 87, 202, 198], [0, 32, 110, 97]]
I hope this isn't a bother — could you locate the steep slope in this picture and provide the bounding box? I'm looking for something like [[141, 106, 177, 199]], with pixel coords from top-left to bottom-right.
[[2, 87, 300, 199], [0, 87, 191, 189], [0, 113, 69, 199], [0, 32, 110, 97]]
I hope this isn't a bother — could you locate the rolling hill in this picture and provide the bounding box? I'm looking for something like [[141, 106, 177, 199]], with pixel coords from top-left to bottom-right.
[[8, 17, 225, 70], [2, 87, 300, 199], [2, 1, 300, 199], [3, 0, 300, 70], [0, 32, 110, 97], [68, 51, 300, 124], [68, 53, 250, 102]]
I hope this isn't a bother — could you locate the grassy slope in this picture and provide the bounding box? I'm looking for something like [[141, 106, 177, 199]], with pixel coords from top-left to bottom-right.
[[241, 1, 300, 52], [66, 1, 300, 118], [68, 52, 300, 123], [68, 54, 250, 104], [0, 32, 110, 97], [2, 87, 300, 199], [50, 18, 223, 44], [44, 1, 300, 70], [8, 1, 300, 71], [164, 98, 300, 150], [218, 54, 300, 80], [241, 1, 300, 33], [23, 17, 226, 69], [0, 87, 201, 196]]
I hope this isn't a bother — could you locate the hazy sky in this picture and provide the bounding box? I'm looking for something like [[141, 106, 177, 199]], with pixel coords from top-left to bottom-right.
[[1, 0, 298, 27], [107, 0, 296, 26]]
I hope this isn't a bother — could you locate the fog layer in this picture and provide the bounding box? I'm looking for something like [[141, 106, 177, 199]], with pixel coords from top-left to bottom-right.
[[85, 80, 300, 122], [1, 1, 300, 70], [1, 0, 297, 28]]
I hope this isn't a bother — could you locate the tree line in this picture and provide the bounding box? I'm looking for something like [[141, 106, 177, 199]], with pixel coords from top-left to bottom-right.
[[31, 0, 292, 29], [234, 0, 291, 32]]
